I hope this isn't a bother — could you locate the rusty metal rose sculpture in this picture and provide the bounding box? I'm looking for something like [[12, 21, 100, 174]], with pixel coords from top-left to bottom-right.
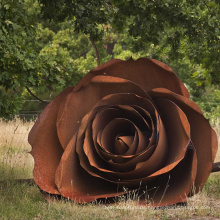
[[28, 58, 218, 207]]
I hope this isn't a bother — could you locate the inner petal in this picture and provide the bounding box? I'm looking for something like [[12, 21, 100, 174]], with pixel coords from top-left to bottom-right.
[[101, 118, 136, 155], [114, 138, 129, 155], [117, 135, 134, 146], [95, 130, 139, 163], [92, 105, 153, 157]]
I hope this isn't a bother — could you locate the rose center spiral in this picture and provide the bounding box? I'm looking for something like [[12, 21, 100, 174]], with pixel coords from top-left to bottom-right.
[[114, 134, 134, 155]]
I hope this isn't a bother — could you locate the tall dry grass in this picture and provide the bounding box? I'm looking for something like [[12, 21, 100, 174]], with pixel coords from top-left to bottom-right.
[[0, 118, 34, 180], [212, 118, 220, 162]]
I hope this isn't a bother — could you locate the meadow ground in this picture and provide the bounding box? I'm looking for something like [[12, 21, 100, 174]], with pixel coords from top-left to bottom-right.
[[0, 118, 220, 220]]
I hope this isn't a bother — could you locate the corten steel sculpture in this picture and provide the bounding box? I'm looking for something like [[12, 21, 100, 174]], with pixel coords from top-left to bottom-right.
[[28, 58, 218, 207]]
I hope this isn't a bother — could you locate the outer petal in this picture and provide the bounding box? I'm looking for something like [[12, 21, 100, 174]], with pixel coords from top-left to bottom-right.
[[55, 135, 125, 203], [150, 88, 218, 192], [140, 147, 197, 207], [151, 98, 191, 167], [28, 87, 73, 194], [75, 58, 189, 98]]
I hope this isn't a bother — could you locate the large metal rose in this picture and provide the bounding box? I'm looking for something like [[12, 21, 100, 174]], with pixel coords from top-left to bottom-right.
[[28, 58, 218, 206]]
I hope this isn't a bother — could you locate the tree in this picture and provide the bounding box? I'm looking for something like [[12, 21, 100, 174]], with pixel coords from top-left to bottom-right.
[[0, 0, 98, 117], [0, 0, 219, 117], [0, 0, 39, 116], [38, 0, 220, 86]]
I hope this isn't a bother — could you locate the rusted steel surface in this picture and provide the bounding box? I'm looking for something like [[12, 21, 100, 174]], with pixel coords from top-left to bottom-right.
[[28, 58, 218, 207]]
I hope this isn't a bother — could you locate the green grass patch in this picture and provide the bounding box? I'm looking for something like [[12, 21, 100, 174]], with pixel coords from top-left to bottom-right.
[[0, 163, 33, 181], [0, 179, 220, 220], [203, 173, 220, 199]]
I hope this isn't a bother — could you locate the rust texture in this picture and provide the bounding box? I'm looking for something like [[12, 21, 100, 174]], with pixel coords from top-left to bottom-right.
[[28, 58, 218, 207]]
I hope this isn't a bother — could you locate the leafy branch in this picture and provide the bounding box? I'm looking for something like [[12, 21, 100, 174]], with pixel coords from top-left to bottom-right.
[[88, 36, 100, 66], [25, 86, 49, 104]]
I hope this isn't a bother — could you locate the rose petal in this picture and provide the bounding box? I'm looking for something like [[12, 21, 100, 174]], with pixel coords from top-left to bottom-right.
[[151, 98, 190, 166], [100, 118, 145, 156], [28, 87, 73, 194], [116, 105, 152, 132], [150, 88, 218, 192], [55, 135, 125, 203], [139, 147, 197, 206], [75, 58, 189, 98], [96, 131, 139, 163]]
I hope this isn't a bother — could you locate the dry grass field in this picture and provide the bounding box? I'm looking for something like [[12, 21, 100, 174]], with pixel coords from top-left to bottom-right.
[[0, 117, 220, 220]]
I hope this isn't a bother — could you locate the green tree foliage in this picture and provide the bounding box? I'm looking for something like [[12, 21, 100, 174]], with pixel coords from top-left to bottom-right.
[[39, 0, 220, 84], [0, 0, 219, 117], [193, 87, 220, 120], [0, 1, 98, 117], [0, 0, 39, 116]]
